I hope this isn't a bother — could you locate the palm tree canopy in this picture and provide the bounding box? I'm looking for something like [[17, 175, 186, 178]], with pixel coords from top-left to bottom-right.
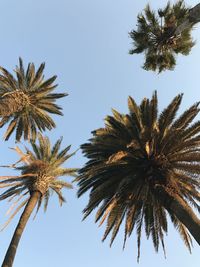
[[129, 0, 195, 73], [0, 134, 77, 230], [0, 58, 67, 141], [77, 91, 200, 260]]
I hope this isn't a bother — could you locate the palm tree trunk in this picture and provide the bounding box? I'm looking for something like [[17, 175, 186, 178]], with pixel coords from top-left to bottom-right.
[[1, 191, 41, 267], [156, 187, 200, 245], [175, 3, 200, 36], [189, 3, 200, 23]]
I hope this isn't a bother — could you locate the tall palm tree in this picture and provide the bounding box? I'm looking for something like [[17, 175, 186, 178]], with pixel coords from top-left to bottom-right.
[[0, 58, 67, 141], [0, 135, 77, 267], [77, 91, 200, 261], [129, 1, 197, 72]]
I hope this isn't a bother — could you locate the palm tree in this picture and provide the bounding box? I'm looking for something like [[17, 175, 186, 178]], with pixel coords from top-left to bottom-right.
[[129, 1, 197, 72], [0, 134, 77, 267], [77, 91, 200, 261], [0, 58, 67, 141]]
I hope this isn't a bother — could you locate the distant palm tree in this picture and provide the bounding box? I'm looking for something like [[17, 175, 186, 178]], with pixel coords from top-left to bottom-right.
[[129, 1, 197, 72], [0, 135, 77, 267], [0, 58, 67, 141], [77, 91, 200, 261]]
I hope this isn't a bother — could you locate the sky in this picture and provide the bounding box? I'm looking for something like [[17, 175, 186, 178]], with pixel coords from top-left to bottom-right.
[[0, 0, 199, 266]]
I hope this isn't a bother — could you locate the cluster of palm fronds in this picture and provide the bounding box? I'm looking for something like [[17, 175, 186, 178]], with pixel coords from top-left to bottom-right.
[[0, 135, 77, 231], [129, 0, 195, 72], [0, 58, 67, 141], [77, 91, 200, 260]]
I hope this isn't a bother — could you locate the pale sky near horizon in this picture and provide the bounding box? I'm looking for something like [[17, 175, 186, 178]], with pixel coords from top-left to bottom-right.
[[0, 0, 199, 266]]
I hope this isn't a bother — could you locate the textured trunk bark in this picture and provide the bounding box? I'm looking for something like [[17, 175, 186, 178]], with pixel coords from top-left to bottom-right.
[[156, 187, 200, 245], [174, 3, 200, 36], [1, 191, 41, 267], [0, 102, 10, 117], [189, 3, 200, 23]]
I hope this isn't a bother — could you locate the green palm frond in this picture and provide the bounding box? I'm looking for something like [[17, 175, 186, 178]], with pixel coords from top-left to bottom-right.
[[0, 58, 67, 141], [0, 134, 77, 229], [77, 91, 200, 260], [129, 1, 195, 72]]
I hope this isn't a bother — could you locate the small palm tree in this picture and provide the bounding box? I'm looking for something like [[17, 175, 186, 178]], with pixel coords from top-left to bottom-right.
[[77, 91, 200, 261], [129, 1, 196, 72], [0, 58, 67, 141], [0, 135, 77, 267]]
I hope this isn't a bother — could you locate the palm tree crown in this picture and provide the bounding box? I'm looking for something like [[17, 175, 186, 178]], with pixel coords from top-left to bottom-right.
[[77, 91, 200, 260], [0, 58, 67, 141], [0, 134, 77, 230], [129, 1, 195, 72]]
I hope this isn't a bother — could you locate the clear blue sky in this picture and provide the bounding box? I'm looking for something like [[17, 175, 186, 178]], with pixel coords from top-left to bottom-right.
[[0, 0, 199, 266]]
